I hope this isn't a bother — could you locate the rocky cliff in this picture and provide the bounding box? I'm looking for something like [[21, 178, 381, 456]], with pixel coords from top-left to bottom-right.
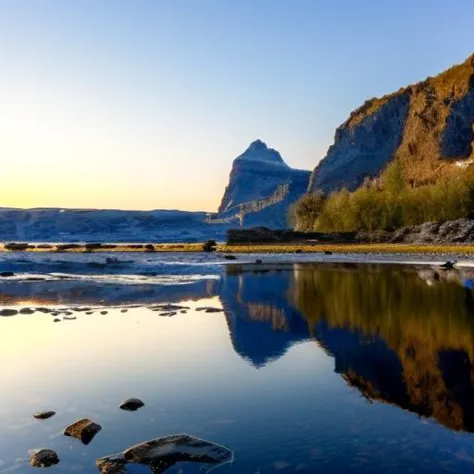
[[216, 139, 310, 227], [309, 54, 474, 193]]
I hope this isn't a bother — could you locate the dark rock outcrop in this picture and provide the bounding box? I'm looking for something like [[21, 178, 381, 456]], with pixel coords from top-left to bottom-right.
[[390, 218, 474, 243]]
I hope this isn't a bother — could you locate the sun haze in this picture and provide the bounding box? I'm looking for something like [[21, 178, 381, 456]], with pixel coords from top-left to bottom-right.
[[1, 0, 473, 211]]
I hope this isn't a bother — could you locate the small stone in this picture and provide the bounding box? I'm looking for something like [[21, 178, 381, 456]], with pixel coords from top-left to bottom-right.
[[101, 311, 108, 315], [0, 309, 18, 317], [64, 418, 102, 445], [196, 307, 223, 313], [33, 411, 56, 420], [120, 309, 128, 313], [30, 449, 59, 468], [119, 398, 145, 411], [63, 316, 77, 320], [255, 259, 263, 264], [223, 255, 237, 260], [204, 307, 224, 313], [20, 308, 35, 314], [53, 318, 61, 322]]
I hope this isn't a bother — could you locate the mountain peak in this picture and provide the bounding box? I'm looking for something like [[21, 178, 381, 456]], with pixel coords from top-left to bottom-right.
[[247, 139, 268, 151], [237, 140, 288, 167]]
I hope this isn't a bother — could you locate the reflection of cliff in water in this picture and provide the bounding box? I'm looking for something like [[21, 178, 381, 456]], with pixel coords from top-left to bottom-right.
[[222, 264, 474, 432], [219, 270, 311, 367]]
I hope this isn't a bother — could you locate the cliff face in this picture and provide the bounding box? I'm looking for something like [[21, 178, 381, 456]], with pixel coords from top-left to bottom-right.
[[309, 54, 474, 193], [218, 140, 310, 214]]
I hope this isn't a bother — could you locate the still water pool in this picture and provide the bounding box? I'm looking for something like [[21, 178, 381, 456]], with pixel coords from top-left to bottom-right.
[[1, 263, 474, 473]]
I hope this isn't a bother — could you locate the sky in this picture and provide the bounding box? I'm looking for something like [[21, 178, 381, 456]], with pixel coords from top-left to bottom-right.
[[0, 0, 473, 212]]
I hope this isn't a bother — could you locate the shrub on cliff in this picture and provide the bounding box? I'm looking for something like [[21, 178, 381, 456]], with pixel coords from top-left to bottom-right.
[[289, 191, 325, 231]]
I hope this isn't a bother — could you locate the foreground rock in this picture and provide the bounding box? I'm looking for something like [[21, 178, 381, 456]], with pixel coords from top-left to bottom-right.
[[97, 434, 233, 473], [119, 398, 145, 411], [33, 411, 55, 420], [96, 455, 126, 474], [30, 449, 59, 468], [64, 418, 102, 445]]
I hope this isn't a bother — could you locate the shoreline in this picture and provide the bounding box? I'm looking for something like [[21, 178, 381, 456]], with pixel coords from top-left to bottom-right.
[[2, 242, 474, 255]]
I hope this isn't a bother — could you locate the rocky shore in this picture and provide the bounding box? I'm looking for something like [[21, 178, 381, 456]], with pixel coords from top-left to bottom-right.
[[227, 219, 474, 246]]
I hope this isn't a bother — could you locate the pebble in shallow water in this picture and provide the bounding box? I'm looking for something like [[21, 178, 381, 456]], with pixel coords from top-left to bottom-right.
[[33, 411, 56, 420], [64, 418, 102, 445], [119, 398, 145, 411], [30, 449, 59, 468], [196, 307, 224, 313]]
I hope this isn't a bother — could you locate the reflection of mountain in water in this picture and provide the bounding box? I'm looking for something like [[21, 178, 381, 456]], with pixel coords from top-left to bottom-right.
[[221, 264, 474, 433], [0, 277, 218, 306], [219, 270, 311, 367]]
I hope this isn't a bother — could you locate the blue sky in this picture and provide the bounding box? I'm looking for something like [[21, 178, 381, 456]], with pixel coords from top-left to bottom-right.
[[1, 0, 473, 211]]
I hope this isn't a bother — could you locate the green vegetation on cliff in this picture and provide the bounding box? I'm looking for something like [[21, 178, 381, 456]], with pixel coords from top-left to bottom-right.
[[294, 160, 474, 232]]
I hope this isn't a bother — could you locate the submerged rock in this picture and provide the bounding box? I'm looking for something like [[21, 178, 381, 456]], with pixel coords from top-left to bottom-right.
[[223, 255, 237, 260], [119, 398, 145, 411], [30, 449, 59, 468], [96, 455, 127, 474], [64, 418, 102, 445], [33, 411, 55, 420], [122, 434, 233, 470]]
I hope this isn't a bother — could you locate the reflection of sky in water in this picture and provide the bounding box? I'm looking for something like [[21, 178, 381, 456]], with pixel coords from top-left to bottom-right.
[[2, 267, 474, 472]]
